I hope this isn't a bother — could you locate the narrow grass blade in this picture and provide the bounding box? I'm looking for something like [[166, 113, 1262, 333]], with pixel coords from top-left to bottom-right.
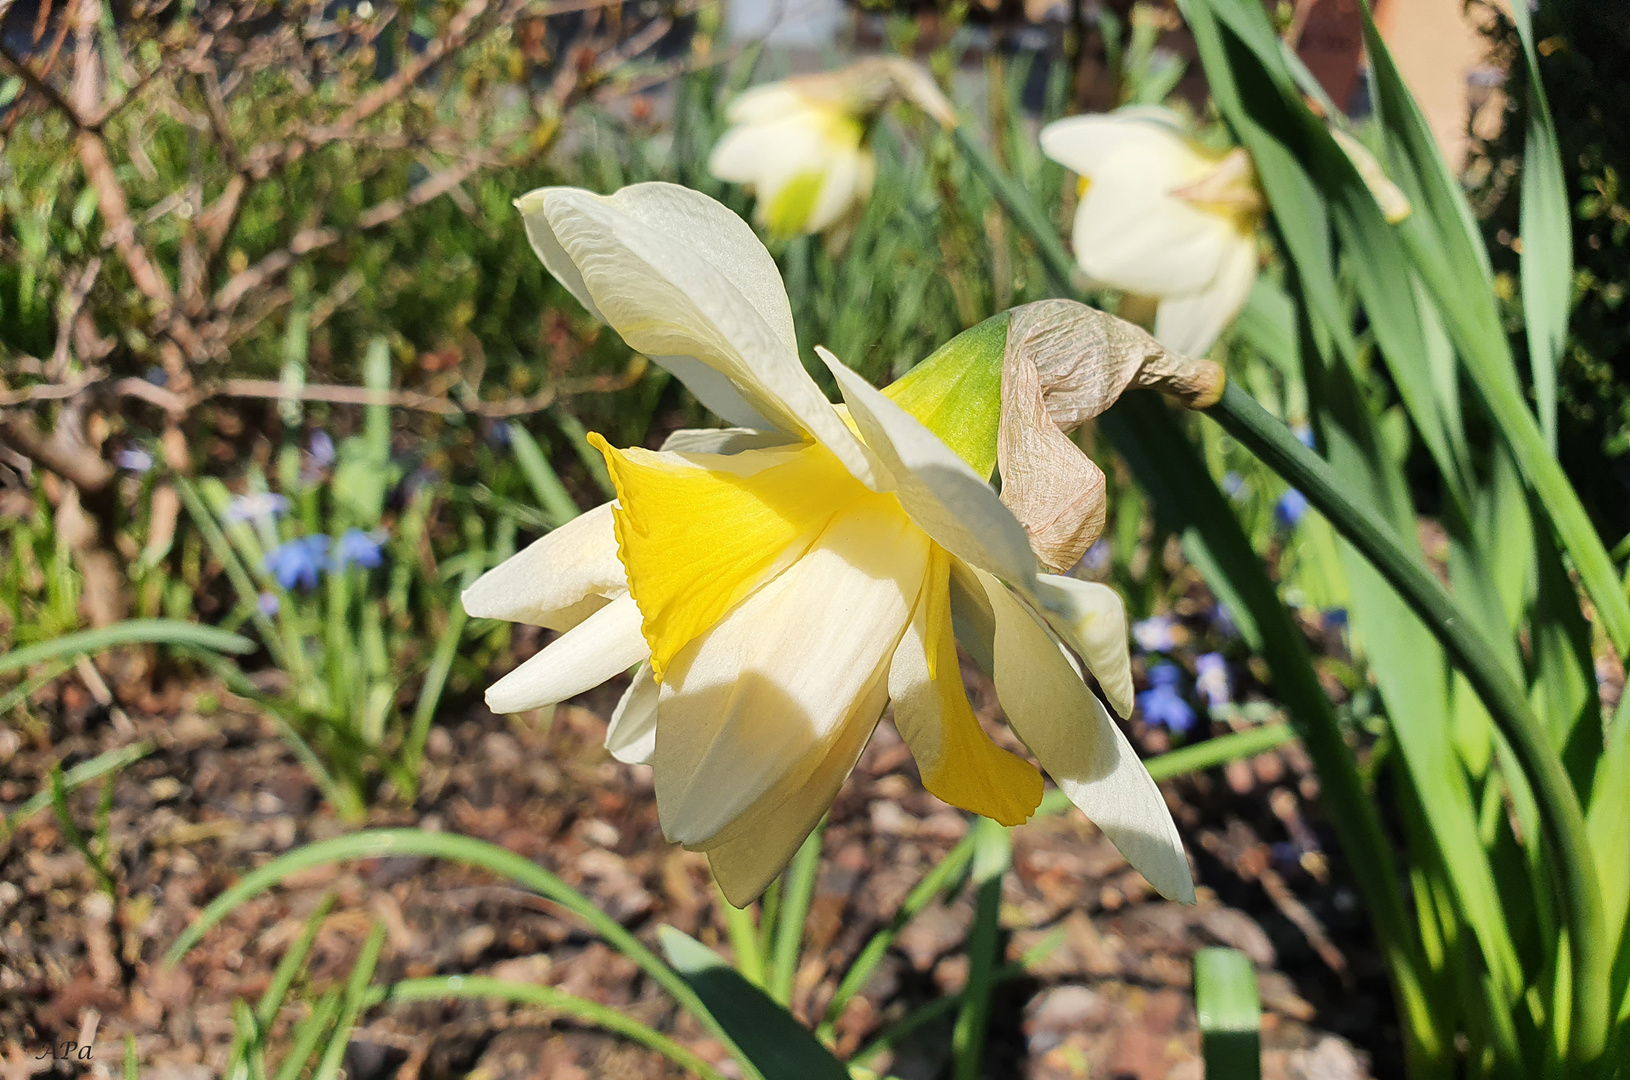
[[718, 886, 766, 988], [257, 893, 338, 1027], [1195, 947, 1261, 1080], [767, 820, 824, 1006], [952, 817, 1010, 1080], [820, 825, 976, 1034], [269, 990, 341, 1080], [507, 422, 581, 528], [658, 927, 848, 1080], [551, 406, 617, 500], [164, 829, 767, 1080], [370, 976, 728, 1080], [310, 920, 386, 1080], [2, 741, 152, 839], [0, 620, 253, 678]]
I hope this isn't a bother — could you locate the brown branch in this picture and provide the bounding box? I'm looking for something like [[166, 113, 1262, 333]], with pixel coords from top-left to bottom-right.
[[47, 257, 102, 380], [0, 410, 114, 491], [0, 38, 88, 127], [212, 150, 490, 313]]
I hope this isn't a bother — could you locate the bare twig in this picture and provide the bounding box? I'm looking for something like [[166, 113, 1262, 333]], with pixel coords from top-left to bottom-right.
[[47, 257, 102, 380]]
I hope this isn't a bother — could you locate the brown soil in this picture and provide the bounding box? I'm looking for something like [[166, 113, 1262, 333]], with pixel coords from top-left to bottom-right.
[[1, 656, 1394, 1080]]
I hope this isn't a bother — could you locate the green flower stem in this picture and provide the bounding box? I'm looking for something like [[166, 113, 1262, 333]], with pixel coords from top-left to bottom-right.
[[1206, 380, 1608, 1062], [950, 118, 1443, 1064]]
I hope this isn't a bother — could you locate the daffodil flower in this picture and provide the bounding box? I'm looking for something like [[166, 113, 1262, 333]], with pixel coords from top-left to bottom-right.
[[464, 181, 1192, 906], [1040, 107, 1263, 358], [709, 57, 954, 243], [1040, 109, 1411, 358]]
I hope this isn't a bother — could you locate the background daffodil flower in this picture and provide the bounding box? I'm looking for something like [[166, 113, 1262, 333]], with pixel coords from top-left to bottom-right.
[[463, 181, 1192, 908], [709, 57, 955, 243], [1040, 106, 1263, 359]]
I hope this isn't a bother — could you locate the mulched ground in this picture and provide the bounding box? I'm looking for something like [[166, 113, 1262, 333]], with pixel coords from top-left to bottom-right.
[[1, 651, 1394, 1080]]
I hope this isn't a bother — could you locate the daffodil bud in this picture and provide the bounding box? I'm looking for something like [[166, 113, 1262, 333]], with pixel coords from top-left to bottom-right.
[[1330, 128, 1412, 224], [884, 300, 1224, 573]]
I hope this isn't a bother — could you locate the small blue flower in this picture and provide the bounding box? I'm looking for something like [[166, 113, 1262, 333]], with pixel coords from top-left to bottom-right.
[[226, 492, 290, 523], [1293, 424, 1315, 449], [308, 430, 336, 468], [1275, 489, 1309, 530], [1133, 614, 1178, 653], [1195, 652, 1231, 710], [116, 447, 153, 473], [334, 528, 385, 570], [1137, 662, 1197, 733], [1222, 472, 1246, 500], [1075, 539, 1112, 575], [143, 366, 169, 387], [1210, 603, 1239, 641], [264, 536, 330, 590], [257, 591, 281, 617], [1324, 607, 1349, 631]]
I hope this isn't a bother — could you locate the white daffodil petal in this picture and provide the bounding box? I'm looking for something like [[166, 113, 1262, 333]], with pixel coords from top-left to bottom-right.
[[705, 689, 881, 906], [1151, 235, 1259, 357], [515, 184, 878, 484], [658, 427, 800, 455], [652, 496, 925, 847], [461, 502, 625, 631], [1072, 159, 1240, 298], [707, 121, 786, 185], [606, 661, 658, 765], [1038, 109, 1188, 177], [726, 83, 810, 125], [485, 594, 649, 714], [818, 346, 1039, 593], [976, 568, 1194, 903], [1033, 573, 1134, 719]]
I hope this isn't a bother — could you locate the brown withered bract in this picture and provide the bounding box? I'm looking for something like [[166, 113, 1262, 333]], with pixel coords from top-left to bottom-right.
[[997, 300, 1225, 572]]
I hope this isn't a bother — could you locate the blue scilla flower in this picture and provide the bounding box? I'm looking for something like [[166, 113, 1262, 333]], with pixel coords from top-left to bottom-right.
[[1133, 613, 1178, 654], [334, 528, 385, 570], [257, 591, 281, 617], [1276, 488, 1309, 530], [1293, 424, 1315, 449], [1075, 538, 1111, 575], [1195, 652, 1231, 710], [116, 447, 154, 473], [227, 492, 290, 523], [1137, 662, 1197, 733], [264, 536, 330, 590], [308, 430, 336, 468]]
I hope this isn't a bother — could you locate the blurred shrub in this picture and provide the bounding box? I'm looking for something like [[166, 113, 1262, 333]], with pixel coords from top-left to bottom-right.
[[1466, 0, 1630, 539]]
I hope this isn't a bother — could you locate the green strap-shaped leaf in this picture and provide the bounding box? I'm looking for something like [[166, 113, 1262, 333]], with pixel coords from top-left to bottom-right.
[[657, 927, 848, 1080], [1195, 948, 1261, 1080], [1507, 0, 1572, 452]]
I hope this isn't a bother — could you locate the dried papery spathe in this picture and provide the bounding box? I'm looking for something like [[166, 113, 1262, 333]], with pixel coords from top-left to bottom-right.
[[997, 300, 1224, 572]]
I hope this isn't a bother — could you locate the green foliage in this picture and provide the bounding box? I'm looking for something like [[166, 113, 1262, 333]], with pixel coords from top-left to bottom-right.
[[1466, 2, 1630, 540]]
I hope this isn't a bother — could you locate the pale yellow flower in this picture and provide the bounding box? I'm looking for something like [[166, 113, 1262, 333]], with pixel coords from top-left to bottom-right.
[[709, 57, 954, 241], [463, 182, 1192, 906], [1041, 107, 1262, 358]]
